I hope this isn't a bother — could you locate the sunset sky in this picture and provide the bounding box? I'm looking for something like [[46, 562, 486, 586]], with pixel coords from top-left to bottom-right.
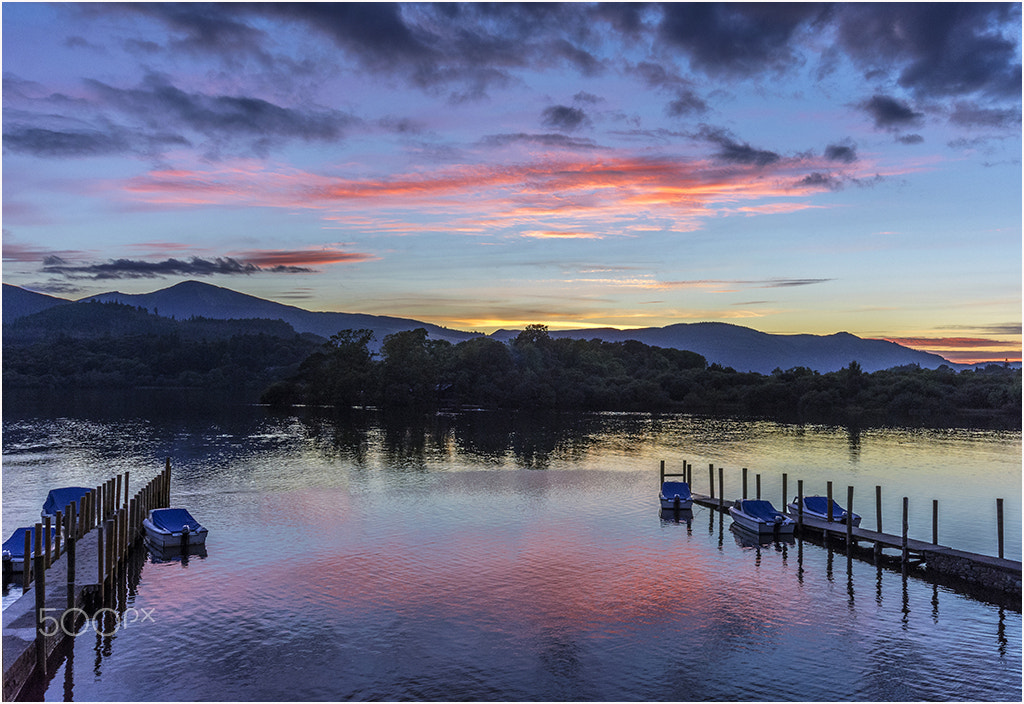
[[2, 2, 1021, 364]]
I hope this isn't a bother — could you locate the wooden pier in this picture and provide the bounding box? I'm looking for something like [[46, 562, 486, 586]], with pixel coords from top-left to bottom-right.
[[2, 461, 172, 701], [660, 460, 1022, 600]]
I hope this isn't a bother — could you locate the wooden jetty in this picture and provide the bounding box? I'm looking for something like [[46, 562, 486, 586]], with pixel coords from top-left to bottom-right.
[[3, 461, 172, 701], [660, 460, 1022, 600]]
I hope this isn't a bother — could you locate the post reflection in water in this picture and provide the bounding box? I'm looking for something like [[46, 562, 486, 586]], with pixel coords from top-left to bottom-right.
[[0, 402, 1019, 702]]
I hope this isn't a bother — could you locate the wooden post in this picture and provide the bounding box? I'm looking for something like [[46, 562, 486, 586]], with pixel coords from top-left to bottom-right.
[[875, 486, 882, 533], [660, 460, 665, 485], [116, 473, 123, 513], [97, 521, 105, 601], [686, 462, 692, 486], [165, 457, 172, 505], [124, 471, 130, 509], [718, 465, 724, 508], [901, 497, 909, 569], [44, 515, 52, 568], [846, 486, 854, 546], [755, 474, 761, 500], [742, 468, 748, 500], [827, 481, 834, 523], [797, 480, 803, 529], [54, 510, 63, 560], [782, 474, 787, 513], [932, 499, 939, 546], [23, 529, 32, 590], [34, 548, 46, 678], [709, 463, 715, 501], [66, 503, 77, 612], [997, 498, 1004, 559]]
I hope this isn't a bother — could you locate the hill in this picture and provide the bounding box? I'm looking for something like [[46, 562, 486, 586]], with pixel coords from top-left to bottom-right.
[[2, 284, 70, 323], [80, 281, 478, 349], [492, 322, 952, 374], [1, 280, 963, 373]]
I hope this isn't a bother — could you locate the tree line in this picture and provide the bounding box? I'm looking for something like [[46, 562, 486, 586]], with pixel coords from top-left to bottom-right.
[[261, 325, 1021, 429]]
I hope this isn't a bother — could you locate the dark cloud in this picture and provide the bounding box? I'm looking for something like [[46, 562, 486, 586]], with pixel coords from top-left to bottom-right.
[[658, 3, 828, 76], [666, 90, 708, 117], [860, 95, 924, 130], [693, 125, 780, 166], [41, 256, 315, 280], [797, 172, 843, 191], [480, 133, 599, 150], [833, 3, 1022, 99], [896, 134, 925, 145], [824, 142, 858, 163], [541, 105, 590, 132], [949, 102, 1022, 128], [4, 127, 129, 157]]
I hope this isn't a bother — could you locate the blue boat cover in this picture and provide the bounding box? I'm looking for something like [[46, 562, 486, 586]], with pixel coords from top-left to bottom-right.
[[740, 500, 783, 522], [151, 508, 204, 533], [2, 527, 55, 560], [661, 481, 691, 500], [42, 487, 91, 516], [803, 496, 847, 519]]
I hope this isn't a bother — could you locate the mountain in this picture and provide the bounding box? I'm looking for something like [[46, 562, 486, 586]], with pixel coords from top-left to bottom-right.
[[491, 322, 956, 374], [2, 284, 70, 323], [2, 280, 961, 372], [79, 280, 479, 349]]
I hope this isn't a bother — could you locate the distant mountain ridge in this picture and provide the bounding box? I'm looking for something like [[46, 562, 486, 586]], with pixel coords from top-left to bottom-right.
[[3, 280, 960, 372]]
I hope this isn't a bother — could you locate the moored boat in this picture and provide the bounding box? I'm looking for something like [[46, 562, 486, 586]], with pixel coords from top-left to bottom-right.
[[2, 526, 56, 573], [787, 496, 861, 526], [659, 481, 693, 510], [142, 508, 208, 549], [728, 499, 795, 536], [41, 486, 92, 521]]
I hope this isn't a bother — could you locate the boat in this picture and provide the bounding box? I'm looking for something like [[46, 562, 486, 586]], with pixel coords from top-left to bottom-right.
[[41, 486, 92, 521], [142, 508, 208, 549], [728, 499, 795, 536], [2, 526, 56, 573], [787, 496, 861, 527], [659, 481, 693, 510]]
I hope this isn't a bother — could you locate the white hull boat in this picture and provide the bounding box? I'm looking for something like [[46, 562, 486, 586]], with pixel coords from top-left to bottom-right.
[[659, 481, 693, 510], [143, 508, 208, 549], [729, 499, 795, 536], [787, 496, 861, 527], [2, 526, 56, 573]]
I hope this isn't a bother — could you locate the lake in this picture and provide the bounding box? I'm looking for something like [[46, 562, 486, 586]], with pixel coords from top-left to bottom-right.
[[2, 391, 1021, 701]]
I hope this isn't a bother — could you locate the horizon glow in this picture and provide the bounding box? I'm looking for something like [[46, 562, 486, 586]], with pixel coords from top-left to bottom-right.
[[2, 2, 1020, 364]]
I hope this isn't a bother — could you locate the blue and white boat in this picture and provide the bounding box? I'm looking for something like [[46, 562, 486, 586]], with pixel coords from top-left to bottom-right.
[[787, 496, 861, 527], [142, 508, 208, 549], [729, 499, 796, 536], [2, 526, 56, 573], [659, 481, 693, 510], [41, 486, 91, 521]]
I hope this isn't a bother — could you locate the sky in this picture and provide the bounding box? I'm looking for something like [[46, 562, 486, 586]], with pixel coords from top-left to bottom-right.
[[2, 2, 1021, 364]]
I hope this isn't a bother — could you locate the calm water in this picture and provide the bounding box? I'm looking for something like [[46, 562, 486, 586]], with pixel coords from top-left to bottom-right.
[[1, 392, 1021, 701]]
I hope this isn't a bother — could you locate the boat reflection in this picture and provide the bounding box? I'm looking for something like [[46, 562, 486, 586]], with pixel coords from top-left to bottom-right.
[[146, 542, 208, 565], [730, 522, 795, 548], [659, 507, 694, 525]]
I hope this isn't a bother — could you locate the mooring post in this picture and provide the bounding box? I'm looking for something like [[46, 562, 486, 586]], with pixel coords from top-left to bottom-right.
[[755, 473, 761, 500], [827, 481, 834, 523], [742, 468, 748, 500], [66, 503, 77, 612], [997, 498, 1004, 559], [718, 465, 724, 509], [54, 510, 63, 560], [901, 497, 909, 571], [797, 480, 804, 530], [659, 460, 665, 485], [44, 515, 52, 568], [782, 474, 787, 513], [97, 521, 105, 602], [165, 457, 172, 505], [23, 529, 32, 590], [932, 500, 939, 546], [846, 486, 854, 548], [709, 463, 715, 501], [116, 473, 122, 514], [34, 547, 47, 678], [124, 471, 130, 510], [875, 486, 882, 533]]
